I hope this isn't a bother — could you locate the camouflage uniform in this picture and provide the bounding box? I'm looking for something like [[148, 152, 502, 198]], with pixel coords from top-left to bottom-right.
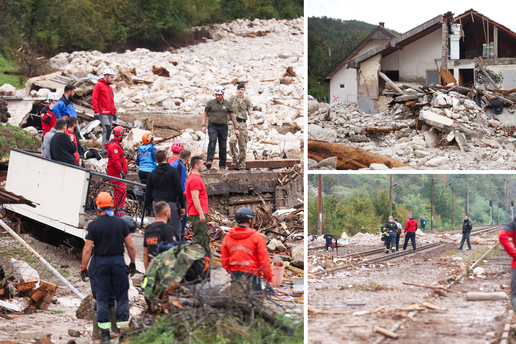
[[228, 95, 253, 169], [190, 215, 211, 258], [143, 243, 206, 301]]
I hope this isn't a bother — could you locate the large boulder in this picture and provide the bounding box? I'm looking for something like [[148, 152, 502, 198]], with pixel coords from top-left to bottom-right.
[[308, 124, 337, 143]]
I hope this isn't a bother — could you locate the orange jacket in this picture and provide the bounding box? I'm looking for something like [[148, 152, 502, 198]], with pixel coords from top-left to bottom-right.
[[221, 225, 272, 282]]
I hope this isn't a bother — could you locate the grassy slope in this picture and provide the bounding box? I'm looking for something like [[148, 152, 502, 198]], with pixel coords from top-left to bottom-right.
[[0, 55, 26, 89]]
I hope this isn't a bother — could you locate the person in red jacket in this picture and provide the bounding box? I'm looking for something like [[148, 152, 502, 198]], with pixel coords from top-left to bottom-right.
[[92, 68, 117, 156], [105, 126, 128, 217], [65, 117, 80, 165], [499, 220, 516, 312], [221, 207, 272, 291], [41, 92, 59, 138], [403, 212, 418, 252]]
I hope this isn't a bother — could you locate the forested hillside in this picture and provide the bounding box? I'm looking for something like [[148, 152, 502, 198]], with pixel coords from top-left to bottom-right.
[[308, 16, 399, 101], [308, 174, 513, 236], [0, 0, 302, 79]]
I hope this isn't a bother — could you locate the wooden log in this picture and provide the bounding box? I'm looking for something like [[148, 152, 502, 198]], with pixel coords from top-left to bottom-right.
[[402, 281, 453, 293], [308, 140, 417, 170], [153, 131, 184, 144], [466, 292, 507, 301], [395, 94, 420, 102], [373, 325, 399, 339], [378, 72, 404, 95]]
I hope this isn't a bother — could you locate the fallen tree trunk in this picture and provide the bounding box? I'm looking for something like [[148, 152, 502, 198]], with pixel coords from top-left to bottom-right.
[[308, 140, 417, 170]]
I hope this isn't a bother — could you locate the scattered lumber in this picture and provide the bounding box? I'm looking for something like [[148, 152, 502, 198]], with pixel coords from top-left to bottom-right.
[[154, 131, 184, 144], [466, 292, 507, 301], [308, 140, 417, 170], [373, 325, 399, 339], [402, 281, 453, 293], [378, 72, 404, 95]]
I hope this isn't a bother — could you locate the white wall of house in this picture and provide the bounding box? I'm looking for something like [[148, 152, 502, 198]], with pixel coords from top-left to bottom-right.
[[329, 40, 389, 104], [397, 28, 442, 83], [382, 50, 399, 71]]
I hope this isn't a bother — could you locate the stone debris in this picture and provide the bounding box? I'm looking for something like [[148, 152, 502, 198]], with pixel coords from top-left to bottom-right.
[[308, 83, 516, 170]]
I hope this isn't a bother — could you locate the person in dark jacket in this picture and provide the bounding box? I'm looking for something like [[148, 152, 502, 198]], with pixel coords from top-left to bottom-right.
[[382, 216, 398, 253], [323, 234, 338, 252], [420, 216, 427, 231], [145, 151, 185, 240], [458, 215, 473, 250], [50, 119, 77, 165], [52, 85, 77, 119]]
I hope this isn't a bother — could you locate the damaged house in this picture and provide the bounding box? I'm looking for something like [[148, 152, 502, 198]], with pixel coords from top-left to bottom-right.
[[321, 9, 516, 114]]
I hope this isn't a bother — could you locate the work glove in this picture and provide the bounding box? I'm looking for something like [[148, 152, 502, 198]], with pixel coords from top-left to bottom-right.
[[94, 113, 100, 120], [120, 171, 126, 179], [80, 269, 89, 282], [114, 113, 118, 121], [127, 263, 136, 277]]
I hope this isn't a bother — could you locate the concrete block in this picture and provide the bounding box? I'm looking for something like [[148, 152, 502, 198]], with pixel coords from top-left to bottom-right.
[[16, 332, 51, 340], [455, 132, 468, 152], [420, 110, 454, 130]]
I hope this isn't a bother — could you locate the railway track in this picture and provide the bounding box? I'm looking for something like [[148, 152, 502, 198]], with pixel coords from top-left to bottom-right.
[[313, 225, 503, 275]]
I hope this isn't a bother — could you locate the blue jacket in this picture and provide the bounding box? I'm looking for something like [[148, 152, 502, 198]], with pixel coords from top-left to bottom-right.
[[171, 159, 186, 191], [52, 94, 77, 119], [136, 144, 157, 172]]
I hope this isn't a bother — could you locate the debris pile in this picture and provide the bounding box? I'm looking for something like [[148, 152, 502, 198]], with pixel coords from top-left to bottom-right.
[[308, 82, 516, 170]]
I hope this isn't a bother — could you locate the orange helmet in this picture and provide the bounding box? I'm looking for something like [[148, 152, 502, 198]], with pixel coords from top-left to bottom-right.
[[113, 126, 125, 137], [142, 132, 154, 144], [171, 141, 184, 153], [95, 192, 114, 208]]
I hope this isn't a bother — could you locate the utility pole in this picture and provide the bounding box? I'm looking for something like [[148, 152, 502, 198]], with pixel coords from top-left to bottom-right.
[[466, 179, 469, 215], [431, 174, 434, 231], [389, 175, 393, 216], [497, 201, 499, 225], [318, 174, 322, 236], [451, 178, 454, 228]]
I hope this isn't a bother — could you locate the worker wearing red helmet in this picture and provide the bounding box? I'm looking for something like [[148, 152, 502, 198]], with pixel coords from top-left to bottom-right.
[[136, 132, 157, 184], [81, 192, 136, 343], [105, 126, 128, 217], [167, 141, 184, 164]]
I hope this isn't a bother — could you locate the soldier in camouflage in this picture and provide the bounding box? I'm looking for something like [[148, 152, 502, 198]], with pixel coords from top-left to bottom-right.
[[229, 84, 254, 170], [143, 243, 206, 301]]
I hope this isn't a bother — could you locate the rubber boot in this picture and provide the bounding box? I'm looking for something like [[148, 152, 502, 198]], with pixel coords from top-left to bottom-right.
[[101, 328, 110, 343], [109, 307, 119, 334], [92, 311, 101, 338]]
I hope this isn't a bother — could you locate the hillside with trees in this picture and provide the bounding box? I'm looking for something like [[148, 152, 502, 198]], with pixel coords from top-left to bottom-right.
[[308, 16, 400, 101], [308, 174, 514, 237]]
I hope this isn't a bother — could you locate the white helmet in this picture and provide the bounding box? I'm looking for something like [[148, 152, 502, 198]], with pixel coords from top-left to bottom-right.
[[47, 92, 59, 102], [214, 86, 225, 95], [103, 67, 115, 76]]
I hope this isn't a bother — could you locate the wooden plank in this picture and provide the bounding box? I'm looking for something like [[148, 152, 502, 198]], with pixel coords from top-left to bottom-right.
[[31, 287, 47, 304], [439, 65, 457, 85], [378, 72, 404, 95], [373, 325, 399, 339], [466, 292, 507, 301]]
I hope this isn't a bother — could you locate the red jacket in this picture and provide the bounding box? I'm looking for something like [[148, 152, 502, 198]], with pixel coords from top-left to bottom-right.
[[221, 225, 272, 283], [41, 107, 56, 138], [499, 222, 516, 268], [404, 218, 418, 233], [92, 78, 116, 115], [105, 138, 127, 177], [66, 128, 79, 163]]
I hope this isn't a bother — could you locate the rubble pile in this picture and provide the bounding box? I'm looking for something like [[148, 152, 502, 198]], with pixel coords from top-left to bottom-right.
[[47, 17, 304, 161], [308, 83, 516, 170]]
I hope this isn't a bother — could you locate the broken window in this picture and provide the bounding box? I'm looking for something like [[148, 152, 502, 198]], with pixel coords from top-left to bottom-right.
[[426, 70, 440, 86], [458, 69, 474, 87], [385, 71, 399, 82], [339, 84, 345, 89]]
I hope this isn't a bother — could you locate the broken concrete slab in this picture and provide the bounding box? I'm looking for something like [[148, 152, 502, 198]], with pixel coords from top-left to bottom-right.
[[16, 331, 51, 340], [455, 132, 468, 152], [420, 110, 454, 130]]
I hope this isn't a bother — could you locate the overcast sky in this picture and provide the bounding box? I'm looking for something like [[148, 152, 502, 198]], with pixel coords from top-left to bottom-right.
[[306, 0, 516, 33]]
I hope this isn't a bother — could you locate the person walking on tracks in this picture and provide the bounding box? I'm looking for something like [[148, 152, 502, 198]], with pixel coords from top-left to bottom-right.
[[105, 126, 128, 216], [499, 219, 516, 313], [221, 207, 272, 291], [81, 192, 136, 343], [186, 156, 210, 258], [201, 86, 240, 171], [382, 216, 398, 253], [403, 213, 418, 252], [420, 216, 427, 231], [394, 217, 402, 252], [229, 83, 255, 170], [92, 68, 117, 156], [458, 215, 473, 250]]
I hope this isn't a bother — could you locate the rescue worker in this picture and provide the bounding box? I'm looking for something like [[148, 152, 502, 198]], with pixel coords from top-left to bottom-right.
[[143, 201, 179, 269], [394, 217, 402, 252], [229, 84, 255, 170], [145, 151, 184, 240], [41, 123, 57, 159], [92, 68, 117, 156], [458, 215, 473, 250], [420, 216, 427, 231], [171, 149, 191, 240], [50, 119, 77, 165], [499, 219, 516, 313], [403, 213, 418, 252], [167, 141, 184, 165], [41, 92, 58, 138], [323, 234, 338, 252], [186, 156, 210, 258], [81, 192, 136, 343], [105, 126, 128, 217], [136, 132, 157, 184], [52, 85, 77, 119], [66, 117, 80, 165], [382, 216, 398, 253], [221, 208, 272, 291], [201, 86, 240, 171]]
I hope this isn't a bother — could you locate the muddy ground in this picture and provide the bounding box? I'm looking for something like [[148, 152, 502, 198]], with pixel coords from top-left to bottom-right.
[[308, 236, 513, 344]]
